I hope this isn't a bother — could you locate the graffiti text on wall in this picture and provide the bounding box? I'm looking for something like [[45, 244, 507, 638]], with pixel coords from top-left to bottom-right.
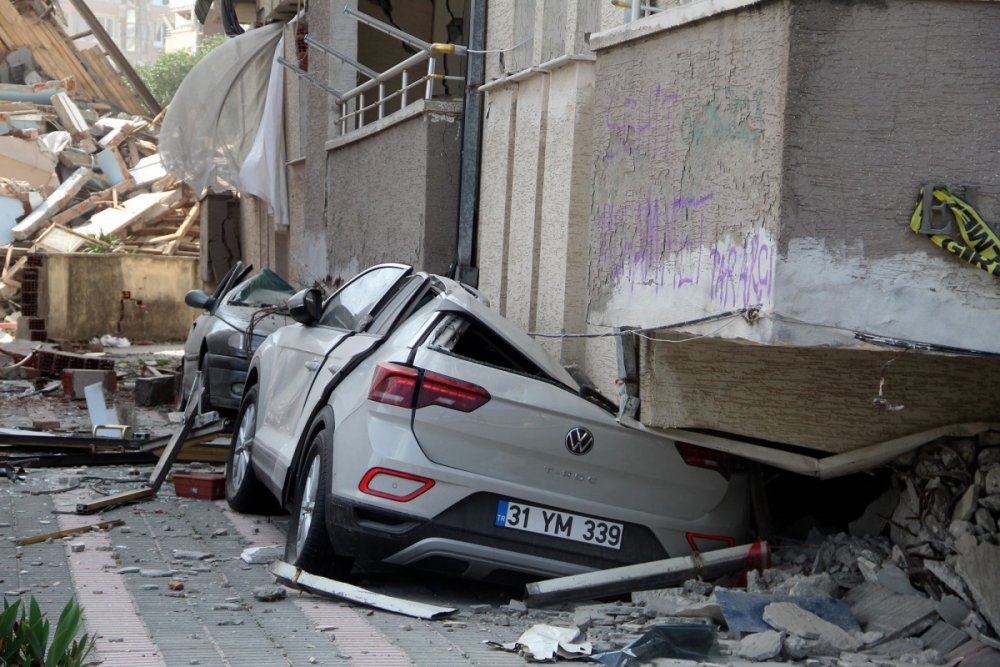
[[596, 192, 772, 308]]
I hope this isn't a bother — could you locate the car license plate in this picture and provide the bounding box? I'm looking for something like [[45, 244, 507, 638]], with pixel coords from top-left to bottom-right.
[[495, 500, 623, 550]]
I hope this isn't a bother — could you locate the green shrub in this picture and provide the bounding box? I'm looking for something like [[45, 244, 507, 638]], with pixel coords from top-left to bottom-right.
[[0, 596, 96, 666]]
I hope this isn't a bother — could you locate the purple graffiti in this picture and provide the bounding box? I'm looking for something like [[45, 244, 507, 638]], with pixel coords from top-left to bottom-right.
[[709, 233, 773, 308], [596, 192, 714, 290], [604, 84, 679, 162]]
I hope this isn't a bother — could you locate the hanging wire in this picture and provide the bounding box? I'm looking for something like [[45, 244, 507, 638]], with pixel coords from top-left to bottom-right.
[[526, 306, 760, 339]]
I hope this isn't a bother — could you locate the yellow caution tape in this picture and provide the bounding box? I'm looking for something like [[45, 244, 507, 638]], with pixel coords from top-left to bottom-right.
[[910, 186, 1000, 277]]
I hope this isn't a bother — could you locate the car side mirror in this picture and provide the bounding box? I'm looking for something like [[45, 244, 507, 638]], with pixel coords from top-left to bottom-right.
[[288, 288, 323, 324], [185, 289, 214, 310]]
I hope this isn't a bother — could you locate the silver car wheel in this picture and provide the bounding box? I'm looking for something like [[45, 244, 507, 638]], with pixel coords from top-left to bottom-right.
[[231, 401, 256, 492], [296, 454, 320, 556]]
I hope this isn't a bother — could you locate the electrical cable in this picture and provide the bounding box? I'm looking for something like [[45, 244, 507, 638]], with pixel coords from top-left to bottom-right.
[[526, 306, 760, 339]]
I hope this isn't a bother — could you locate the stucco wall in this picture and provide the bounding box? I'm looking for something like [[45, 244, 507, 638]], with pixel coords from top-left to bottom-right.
[[324, 103, 462, 284], [588, 2, 788, 339], [775, 0, 1000, 352], [39, 254, 199, 342]]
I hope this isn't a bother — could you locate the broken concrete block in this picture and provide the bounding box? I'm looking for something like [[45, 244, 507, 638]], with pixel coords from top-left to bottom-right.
[[240, 545, 282, 564], [845, 582, 937, 643], [952, 483, 980, 523], [938, 595, 972, 628], [253, 586, 286, 602], [874, 564, 918, 597], [924, 561, 972, 605], [921, 620, 971, 655], [736, 630, 784, 661], [135, 375, 175, 407], [955, 542, 1000, 639], [979, 494, 1000, 513], [69, 543, 84, 553], [772, 573, 839, 599], [979, 442, 1000, 465], [984, 467, 1000, 496], [973, 508, 997, 534], [849, 488, 898, 538], [62, 368, 116, 399], [762, 602, 860, 652]]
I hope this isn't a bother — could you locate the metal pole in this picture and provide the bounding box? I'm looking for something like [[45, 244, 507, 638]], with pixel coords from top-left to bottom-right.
[[401, 69, 409, 106], [630, 0, 641, 21], [378, 83, 385, 120], [425, 58, 435, 99], [342, 4, 431, 51], [454, 0, 486, 286], [358, 92, 366, 128], [64, 0, 162, 116]]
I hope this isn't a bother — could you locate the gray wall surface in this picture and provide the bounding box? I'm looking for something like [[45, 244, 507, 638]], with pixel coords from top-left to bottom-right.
[[775, 0, 1000, 352], [325, 107, 462, 284], [587, 2, 789, 336]]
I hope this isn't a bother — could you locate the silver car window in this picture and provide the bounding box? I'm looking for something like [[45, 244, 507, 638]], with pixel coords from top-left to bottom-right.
[[319, 266, 408, 330]]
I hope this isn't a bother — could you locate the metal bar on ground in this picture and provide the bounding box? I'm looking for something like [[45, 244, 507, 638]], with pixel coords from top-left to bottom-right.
[[17, 519, 125, 545], [270, 560, 457, 620], [524, 541, 769, 607]]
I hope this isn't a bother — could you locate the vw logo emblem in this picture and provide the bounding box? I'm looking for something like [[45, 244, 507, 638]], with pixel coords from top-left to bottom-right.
[[565, 427, 594, 455]]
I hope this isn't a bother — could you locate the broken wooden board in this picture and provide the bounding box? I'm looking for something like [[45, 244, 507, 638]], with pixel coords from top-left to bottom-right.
[[525, 541, 770, 607], [51, 91, 89, 136], [16, 518, 124, 546], [33, 223, 104, 253], [11, 166, 91, 240], [270, 560, 457, 620], [75, 189, 183, 239]]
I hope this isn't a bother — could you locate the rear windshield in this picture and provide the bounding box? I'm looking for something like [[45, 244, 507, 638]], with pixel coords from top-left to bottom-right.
[[429, 315, 550, 381]]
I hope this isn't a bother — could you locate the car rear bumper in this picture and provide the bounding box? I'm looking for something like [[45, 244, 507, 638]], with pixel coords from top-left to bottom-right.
[[325, 491, 670, 580]]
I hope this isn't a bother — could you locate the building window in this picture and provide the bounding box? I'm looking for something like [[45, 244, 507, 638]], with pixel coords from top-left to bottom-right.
[[153, 22, 166, 47]]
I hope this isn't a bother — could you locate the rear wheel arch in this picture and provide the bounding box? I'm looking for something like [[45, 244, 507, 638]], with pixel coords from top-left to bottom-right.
[[283, 403, 336, 508]]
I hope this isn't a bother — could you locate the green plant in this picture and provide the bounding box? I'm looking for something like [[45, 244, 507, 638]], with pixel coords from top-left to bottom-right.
[[0, 596, 96, 666], [83, 232, 123, 253], [136, 34, 226, 106]]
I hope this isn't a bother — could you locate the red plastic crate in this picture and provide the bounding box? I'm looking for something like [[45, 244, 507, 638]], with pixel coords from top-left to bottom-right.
[[172, 472, 225, 500]]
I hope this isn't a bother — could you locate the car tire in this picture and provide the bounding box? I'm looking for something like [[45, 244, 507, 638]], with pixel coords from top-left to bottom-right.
[[284, 420, 352, 578], [225, 385, 277, 514]]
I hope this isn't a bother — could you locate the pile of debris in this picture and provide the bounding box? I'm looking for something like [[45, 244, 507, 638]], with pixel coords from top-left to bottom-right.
[[484, 433, 1000, 666], [0, 3, 199, 323]]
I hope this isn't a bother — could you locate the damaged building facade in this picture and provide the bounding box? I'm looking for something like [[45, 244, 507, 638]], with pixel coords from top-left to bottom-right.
[[221, 0, 1000, 466]]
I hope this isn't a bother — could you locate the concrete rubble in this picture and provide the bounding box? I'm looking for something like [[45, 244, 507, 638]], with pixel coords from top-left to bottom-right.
[[0, 36, 198, 333], [497, 432, 1000, 666], [3, 358, 1000, 665]]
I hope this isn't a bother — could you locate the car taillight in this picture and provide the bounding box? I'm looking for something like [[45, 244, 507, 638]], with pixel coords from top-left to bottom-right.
[[368, 363, 419, 407], [675, 442, 733, 479], [368, 362, 491, 412]]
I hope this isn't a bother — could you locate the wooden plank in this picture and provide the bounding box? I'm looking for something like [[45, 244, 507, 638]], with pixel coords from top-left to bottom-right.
[[16, 519, 125, 546], [164, 203, 200, 255], [75, 189, 183, 238], [12, 167, 92, 240]]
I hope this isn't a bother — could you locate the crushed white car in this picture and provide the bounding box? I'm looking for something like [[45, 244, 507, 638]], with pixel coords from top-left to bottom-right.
[[226, 264, 750, 580]]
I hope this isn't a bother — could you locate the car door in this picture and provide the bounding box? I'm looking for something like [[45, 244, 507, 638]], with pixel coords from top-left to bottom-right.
[[252, 265, 414, 488], [407, 299, 731, 521]]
